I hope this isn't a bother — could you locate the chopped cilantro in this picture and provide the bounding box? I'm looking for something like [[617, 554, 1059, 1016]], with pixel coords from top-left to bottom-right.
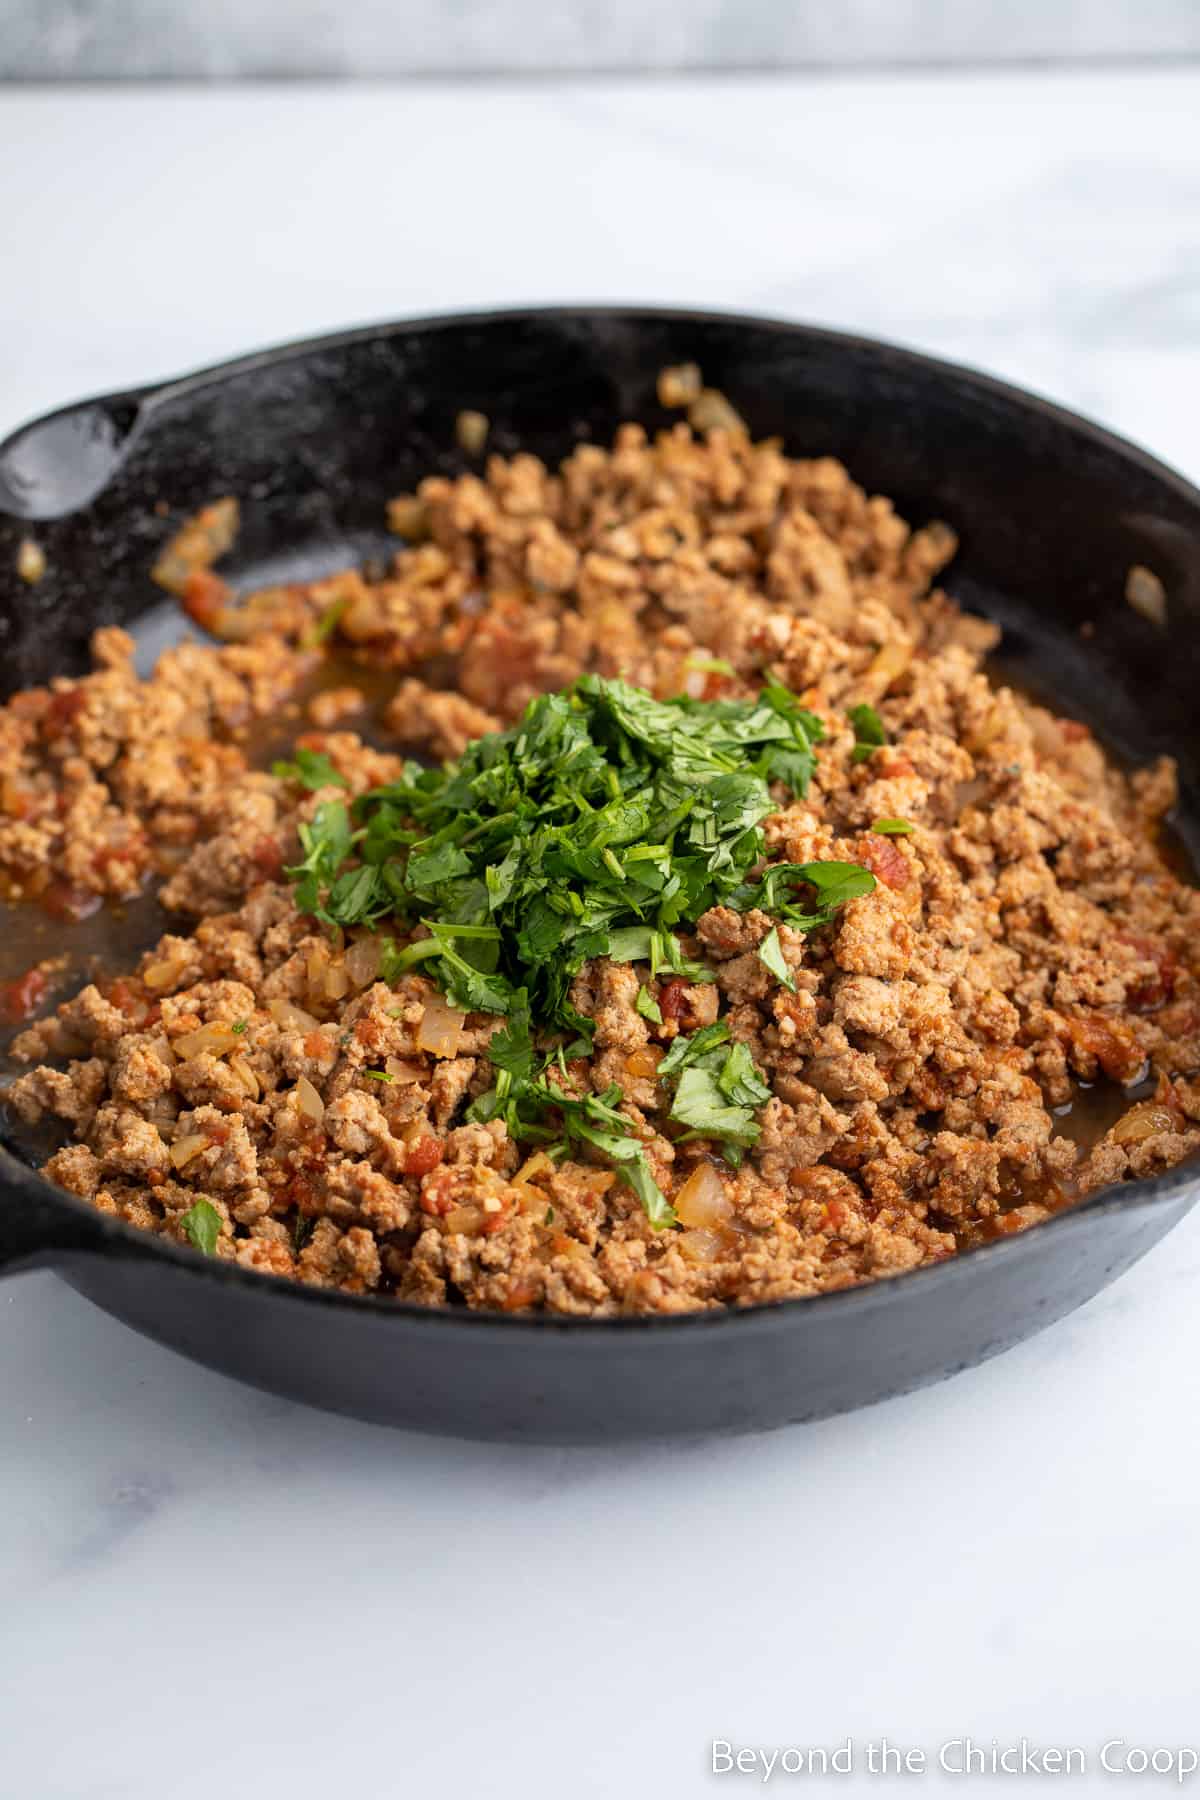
[[180, 1198, 221, 1257], [848, 702, 886, 764], [301, 595, 348, 648], [231, 1019, 248, 1034], [293, 1211, 315, 1254], [730, 859, 876, 929], [636, 984, 663, 1024], [281, 676, 872, 1227], [272, 747, 348, 791], [757, 924, 796, 993], [872, 817, 914, 835], [652, 1020, 770, 1166]]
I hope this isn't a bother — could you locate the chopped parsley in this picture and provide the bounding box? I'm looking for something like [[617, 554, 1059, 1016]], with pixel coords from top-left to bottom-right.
[[654, 1020, 772, 1168], [282, 676, 874, 1226], [729, 859, 876, 928], [302, 595, 349, 648], [848, 702, 886, 764], [636, 984, 663, 1024], [272, 747, 348, 791], [872, 817, 914, 835], [180, 1198, 221, 1257], [756, 924, 796, 993]]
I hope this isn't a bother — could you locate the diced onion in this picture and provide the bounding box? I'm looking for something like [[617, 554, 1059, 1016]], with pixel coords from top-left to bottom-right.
[[1126, 564, 1167, 629], [384, 1056, 426, 1085], [1110, 1102, 1177, 1145], [169, 1132, 209, 1170], [173, 1022, 242, 1059], [143, 956, 189, 991], [678, 1226, 728, 1263], [344, 935, 383, 989], [444, 1205, 484, 1235], [513, 1152, 555, 1187], [862, 640, 912, 698], [229, 1054, 260, 1099], [674, 1162, 732, 1230], [324, 962, 351, 1000], [267, 999, 320, 1031], [294, 1076, 326, 1123], [417, 993, 466, 1058]]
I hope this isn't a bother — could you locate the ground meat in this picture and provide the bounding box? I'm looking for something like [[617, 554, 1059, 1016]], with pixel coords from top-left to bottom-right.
[[3, 402, 1198, 1315]]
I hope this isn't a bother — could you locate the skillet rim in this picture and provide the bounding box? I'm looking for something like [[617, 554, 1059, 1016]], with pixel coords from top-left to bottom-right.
[[3, 300, 1199, 1335]]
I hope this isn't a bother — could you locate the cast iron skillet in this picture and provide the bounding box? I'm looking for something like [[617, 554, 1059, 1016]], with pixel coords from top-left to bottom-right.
[[1, 307, 1199, 1442]]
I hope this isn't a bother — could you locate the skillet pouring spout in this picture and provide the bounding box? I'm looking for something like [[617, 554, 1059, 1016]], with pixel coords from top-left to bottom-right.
[[1, 305, 1199, 1438]]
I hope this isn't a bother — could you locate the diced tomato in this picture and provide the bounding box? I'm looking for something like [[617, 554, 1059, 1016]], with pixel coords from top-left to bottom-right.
[[0, 967, 47, 1024], [1065, 1012, 1146, 1084], [861, 833, 910, 890], [419, 1168, 456, 1216], [659, 978, 690, 1022], [181, 569, 232, 631], [41, 688, 86, 739], [405, 1134, 444, 1179], [41, 879, 102, 922], [1116, 931, 1178, 1012]]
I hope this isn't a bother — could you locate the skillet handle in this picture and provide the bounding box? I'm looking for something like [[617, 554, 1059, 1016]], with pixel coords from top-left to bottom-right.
[[0, 389, 147, 521]]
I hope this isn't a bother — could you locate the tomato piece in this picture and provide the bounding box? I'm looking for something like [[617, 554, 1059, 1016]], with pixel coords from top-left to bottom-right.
[[181, 569, 232, 631], [406, 1134, 444, 1179], [861, 833, 910, 890], [0, 967, 47, 1024]]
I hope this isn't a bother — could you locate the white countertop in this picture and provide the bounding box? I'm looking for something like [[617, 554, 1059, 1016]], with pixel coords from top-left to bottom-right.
[[2, 72, 1199, 1798]]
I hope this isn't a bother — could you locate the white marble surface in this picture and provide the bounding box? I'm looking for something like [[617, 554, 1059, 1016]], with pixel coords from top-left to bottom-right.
[[2, 72, 1200, 1798]]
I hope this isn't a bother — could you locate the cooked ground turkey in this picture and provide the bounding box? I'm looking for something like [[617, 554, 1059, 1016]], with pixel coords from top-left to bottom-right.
[[3, 417, 1199, 1315]]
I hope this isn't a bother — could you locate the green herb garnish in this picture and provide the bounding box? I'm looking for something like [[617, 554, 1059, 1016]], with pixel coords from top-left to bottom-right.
[[273, 748, 348, 791], [231, 1019, 248, 1034], [281, 677, 873, 1225], [180, 1198, 221, 1257], [729, 859, 876, 928], [636, 984, 663, 1024], [848, 702, 886, 764], [756, 925, 796, 993], [302, 595, 349, 649], [363, 1069, 393, 1083], [287, 674, 826, 1027], [872, 817, 913, 835], [654, 1022, 772, 1168]]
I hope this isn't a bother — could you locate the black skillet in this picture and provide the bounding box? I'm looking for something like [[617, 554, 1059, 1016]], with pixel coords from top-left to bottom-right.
[[1, 307, 1198, 1442]]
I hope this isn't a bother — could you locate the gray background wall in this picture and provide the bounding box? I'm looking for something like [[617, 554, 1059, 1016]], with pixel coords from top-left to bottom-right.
[[4, 0, 1200, 79]]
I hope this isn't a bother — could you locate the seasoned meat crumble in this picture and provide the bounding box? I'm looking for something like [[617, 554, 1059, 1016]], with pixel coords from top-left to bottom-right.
[[2, 402, 1198, 1315]]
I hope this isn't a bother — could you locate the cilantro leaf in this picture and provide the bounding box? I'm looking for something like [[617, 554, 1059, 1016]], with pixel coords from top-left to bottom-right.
[[730, 860, 876, 928], [757, 924, 796, 993], [636, 984, 663, 1024], [272, 747, 347, 790], [180, 1198, 221, 1257], [848, 702, 886, 764], [872, 817, 914, 835], [671, 1067, 762, 1148]]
